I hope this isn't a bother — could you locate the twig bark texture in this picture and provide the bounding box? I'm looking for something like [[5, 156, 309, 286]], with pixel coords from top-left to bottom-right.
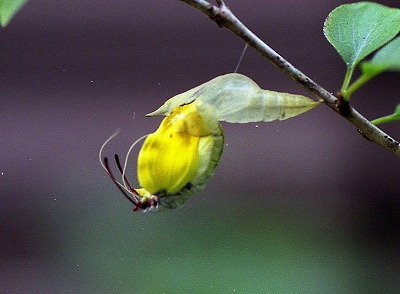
[[179, 0, 400, 156]]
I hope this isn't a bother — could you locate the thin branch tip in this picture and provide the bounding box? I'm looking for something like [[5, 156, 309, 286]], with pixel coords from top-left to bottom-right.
[[216, 0, 226, 8]]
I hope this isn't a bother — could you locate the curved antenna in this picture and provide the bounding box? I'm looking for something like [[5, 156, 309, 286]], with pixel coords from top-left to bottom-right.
[[102, 157, 138, 207], [114, 154, 139, 196], [99, 129, 121, 173], [122, 134, 148, 191], [99, 129, 141, 207]]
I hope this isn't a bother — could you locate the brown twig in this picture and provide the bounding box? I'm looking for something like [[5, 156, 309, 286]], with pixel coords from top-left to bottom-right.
[[179, 0, 400, 156]]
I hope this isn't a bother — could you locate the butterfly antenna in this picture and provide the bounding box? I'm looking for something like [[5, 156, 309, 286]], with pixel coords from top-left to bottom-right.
[[99, 129, 121, 173], [122, 134, 148, 192], [103, 157, 139, 207], [114, 154, 139, 196]]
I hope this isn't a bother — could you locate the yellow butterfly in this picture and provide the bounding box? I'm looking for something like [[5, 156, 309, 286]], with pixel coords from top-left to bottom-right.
[[100, 101, 223, 211], [100, 73, 320, 211]]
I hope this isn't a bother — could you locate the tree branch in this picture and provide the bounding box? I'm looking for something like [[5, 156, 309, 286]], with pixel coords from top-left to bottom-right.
[[179, 0, 400, 156]]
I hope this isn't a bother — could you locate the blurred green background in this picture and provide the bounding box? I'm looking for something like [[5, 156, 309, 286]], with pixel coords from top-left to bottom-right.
[[1, 1, 399, 293]]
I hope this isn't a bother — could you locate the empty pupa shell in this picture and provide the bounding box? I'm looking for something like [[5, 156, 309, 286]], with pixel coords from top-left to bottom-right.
[[147, 73, 321, 123]]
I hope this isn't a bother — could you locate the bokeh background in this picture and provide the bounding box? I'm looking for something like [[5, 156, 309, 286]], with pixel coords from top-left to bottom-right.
[[1, 0, 399, 293]]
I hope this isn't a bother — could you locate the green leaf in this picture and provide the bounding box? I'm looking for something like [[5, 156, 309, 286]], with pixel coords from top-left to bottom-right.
[[361, 37, 400, 78], [0, 0, 28, 27], [344, 37, 400, 98], [371, 104, 400, 125], [324, 2, 400, 70], [324, 2, 400, 96]]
